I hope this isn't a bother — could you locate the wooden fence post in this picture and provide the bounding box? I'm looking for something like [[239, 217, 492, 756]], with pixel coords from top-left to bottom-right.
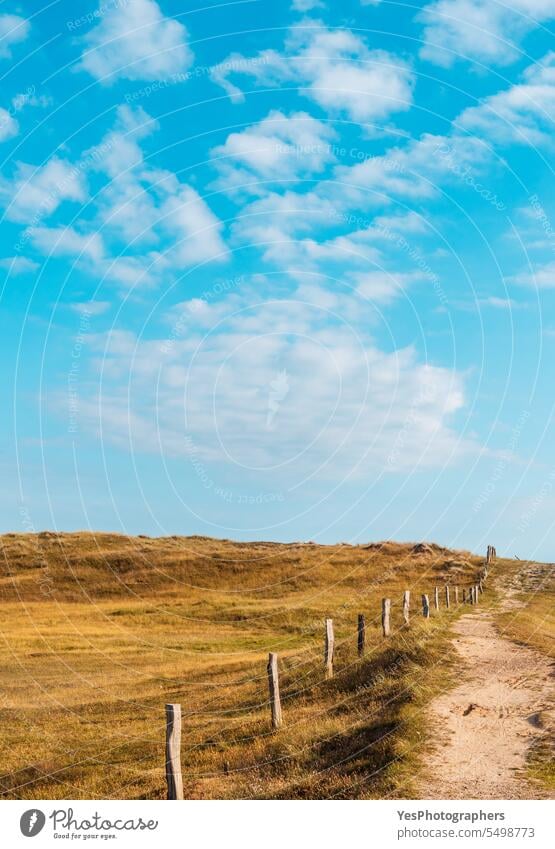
[[454, 586, 459, 605], [445, 585, 450, 609], [403, 590, 410, 625], [462, 588, 467, 603], [267, 652, 282, 730], [325, 618, 334, 679], [478, 580, 484, 594], [434, 586, 439, 610], [357, 613, 366, 657], [422, 594, 430, 618], [382, 598, 391, 637], [474, 585, 479, 603], [165, 703, 183, 800]]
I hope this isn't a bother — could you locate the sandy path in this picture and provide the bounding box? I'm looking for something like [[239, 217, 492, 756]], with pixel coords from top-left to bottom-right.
[[417, 600, 554, 799]]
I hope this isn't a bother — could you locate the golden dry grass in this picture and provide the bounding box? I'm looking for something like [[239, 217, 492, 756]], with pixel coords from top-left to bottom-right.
[[492, 559, 555, 791], [0, 532, 493, 799]]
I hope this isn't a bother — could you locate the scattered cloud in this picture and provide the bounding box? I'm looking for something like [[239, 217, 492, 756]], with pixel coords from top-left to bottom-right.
[[418, 0, 555, 67], [17, 105, 230, 282], [159, 185, 228, 266], [0, 157, 87, 224], [292, 0, 324, 10], [69, 300, 111, 316], [211, 110, 337, 194], [99, 252, 169, 288], [353, 269, 431, 303], [79, 0, 193, 83], [75, 278, 470, 479], [0, 107, 18, 141], [0, 13, 30, 59], [510, 259, 555, 288], [31, 226, 105, 262], [0, 88, 51, 142], [480, 296, 523, 308], [211, 20, 414, 124], [0, 256, 39, 274]]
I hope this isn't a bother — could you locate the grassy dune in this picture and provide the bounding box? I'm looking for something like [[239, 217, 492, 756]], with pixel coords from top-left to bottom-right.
[[0, 533, 488, 799]]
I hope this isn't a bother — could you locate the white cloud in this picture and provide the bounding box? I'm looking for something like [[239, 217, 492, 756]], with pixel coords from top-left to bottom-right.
[[100, 252, 169, 288], [353, 269, 430, 303], [0, 256, 39, 274], [0, 13, 30, 59], [231, 189, 339, 254], [79, 0, 193, 83], [481, 296, 521, 309], [292, 0, 324, 9], [330, 132, 493, 208], [69, 301, 111, 316], [0, 107, 18, 141], [74, 279, 469, 480], [11, 88, 51, 112], [211, 21, 414, 124], [372, 211, 430, 235], [211, 110, 337, 194], [418, 0, 555, 67], [0, 157, 87, 224], [459, 53, 555, 146], [78, 106, 228, 273], [31, 226, 104, 261], [88, 105, 165, 243], [160, 186, 228, 267], [0, 89, 51, 142]]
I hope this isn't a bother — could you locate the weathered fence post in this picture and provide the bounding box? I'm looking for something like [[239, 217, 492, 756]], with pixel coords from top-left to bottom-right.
[[445, 585, 450, 609], [357, 613, 366, 657], [474, 585, 479, 603], [422, 593, 430, 618], [165, 703, 183, 800], [382, 598, 391, 637], [403, 590, 410, 625], [434, 586, 439, 611], [267, 652, 282, 730], [462, 588, 467, 603], [454, 586, 459, 605], [478, 579, 484, 594], [325, 618, 334, 679]]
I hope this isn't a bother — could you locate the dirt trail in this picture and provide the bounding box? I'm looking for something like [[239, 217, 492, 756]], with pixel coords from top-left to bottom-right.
[[418, 578, 554, 799]]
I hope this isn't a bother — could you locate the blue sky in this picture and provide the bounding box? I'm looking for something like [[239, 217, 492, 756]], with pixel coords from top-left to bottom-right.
[[1, 0, 555, 559]]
